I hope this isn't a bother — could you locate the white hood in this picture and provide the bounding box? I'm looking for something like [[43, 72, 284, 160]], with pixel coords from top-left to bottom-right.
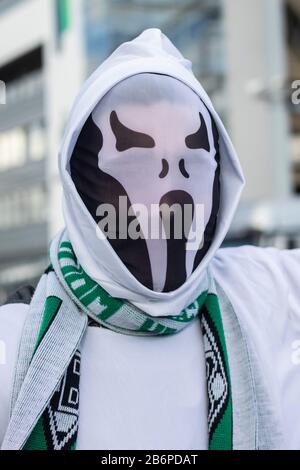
[[59, 28, 245, 316]]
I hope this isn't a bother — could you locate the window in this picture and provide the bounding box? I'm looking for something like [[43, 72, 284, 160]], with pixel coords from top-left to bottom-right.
[[0, 119, 46, 171], [29, 186, 47, 223], [0, 196, 9, 229], [0, 0, 24, 14], [5, 71, 43, 105], [0, 185, 47, 230], [83, 0, 224, 100], [0, 134, 10, 170], [0, 127, 27, 171], [28, 121, 46, 161], [10, 127, 27, 166]]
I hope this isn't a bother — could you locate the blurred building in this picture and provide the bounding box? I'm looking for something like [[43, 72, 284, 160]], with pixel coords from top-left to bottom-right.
[[0, 0, 299, 301], [286, 0, 300, 194], [0, 0, 84, 301], [224, 0, 300, 246]]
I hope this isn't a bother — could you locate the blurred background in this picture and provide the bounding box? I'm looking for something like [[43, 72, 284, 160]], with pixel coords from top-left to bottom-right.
[[0, 0, 300, 302]]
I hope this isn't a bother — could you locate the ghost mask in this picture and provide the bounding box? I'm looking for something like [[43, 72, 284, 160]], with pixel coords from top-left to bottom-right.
[[70, 73, 220, 292]]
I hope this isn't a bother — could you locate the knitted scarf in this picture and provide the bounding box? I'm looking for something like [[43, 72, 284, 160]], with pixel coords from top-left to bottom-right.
[[5, 233, 233, 451]]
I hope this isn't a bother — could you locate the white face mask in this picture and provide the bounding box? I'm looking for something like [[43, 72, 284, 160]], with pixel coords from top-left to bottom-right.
[[70, 73, 220, 292]]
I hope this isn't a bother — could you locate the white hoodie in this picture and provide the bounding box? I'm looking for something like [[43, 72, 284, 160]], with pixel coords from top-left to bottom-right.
[[0, 29, 300, 450], [60, 28, 244, 316]]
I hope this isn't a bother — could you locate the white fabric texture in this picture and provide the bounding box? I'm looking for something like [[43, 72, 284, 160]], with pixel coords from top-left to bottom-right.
[[212, 247, 300, 450], [77, 321, 208, 450], [1, 246, 300, 449], [0, 304, 29, 445], [60, 28, 245, 317]]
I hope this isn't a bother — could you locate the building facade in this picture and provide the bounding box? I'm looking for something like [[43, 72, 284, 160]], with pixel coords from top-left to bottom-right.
[[0, 0, 299, 301], [0, 0, 84, 301]]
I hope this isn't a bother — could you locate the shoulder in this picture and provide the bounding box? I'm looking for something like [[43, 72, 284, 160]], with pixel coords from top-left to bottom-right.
[[211, 247, 300, 448], [2, 285, 35, 307], [210, 245, 298, 336], [212, 244, 285, 270], [211, 245, 292, 293], [210, 245, 300, 341], [211, 245, 300, 300], [0, 285, 34, 338], [0, 285, 34, 366], [0, 287, 33, 444], [0, 285, 34, 371]]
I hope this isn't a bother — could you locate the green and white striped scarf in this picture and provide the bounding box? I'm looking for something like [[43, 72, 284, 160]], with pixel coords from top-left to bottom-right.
[[5, 232, 233, 450]]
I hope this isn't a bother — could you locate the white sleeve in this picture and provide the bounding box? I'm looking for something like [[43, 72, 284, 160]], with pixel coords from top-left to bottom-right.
[[276, 249, 300, 448], [0, 303, 28, 446], [278, 249, 300, 321], [212, 246, 300, 449]]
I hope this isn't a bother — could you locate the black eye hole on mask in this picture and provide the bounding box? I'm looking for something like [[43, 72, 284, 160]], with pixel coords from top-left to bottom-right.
[[110, 110, 156, 152], [185, 112, 210, 152]]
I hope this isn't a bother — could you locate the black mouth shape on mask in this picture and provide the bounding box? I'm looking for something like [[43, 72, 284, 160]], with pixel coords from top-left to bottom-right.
[[159, 190, 194, 292], [70, 106, 220, 292]]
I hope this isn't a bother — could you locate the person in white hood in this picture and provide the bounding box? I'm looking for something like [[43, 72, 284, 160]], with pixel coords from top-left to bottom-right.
[[1, 29, 300, 451]]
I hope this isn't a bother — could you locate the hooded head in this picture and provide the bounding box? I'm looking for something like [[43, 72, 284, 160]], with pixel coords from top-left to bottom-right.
[[60, 29, 244, 316]]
